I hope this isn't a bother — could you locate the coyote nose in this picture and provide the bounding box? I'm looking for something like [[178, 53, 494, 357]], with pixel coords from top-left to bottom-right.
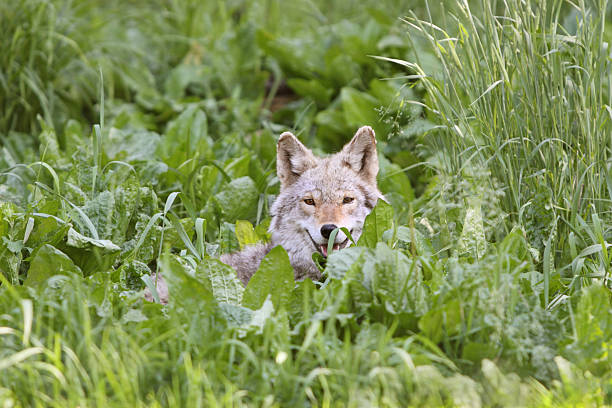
[[320, 224, 337, 240]]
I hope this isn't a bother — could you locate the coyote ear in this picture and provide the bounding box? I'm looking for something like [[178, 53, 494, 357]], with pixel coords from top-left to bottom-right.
[[277, 132, 317, 188], [339, 126, 379, 185]]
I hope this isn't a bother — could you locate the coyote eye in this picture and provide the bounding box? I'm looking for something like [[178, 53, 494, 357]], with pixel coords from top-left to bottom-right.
[[304, 198, 315, 206], [342, 197, 354, 204]]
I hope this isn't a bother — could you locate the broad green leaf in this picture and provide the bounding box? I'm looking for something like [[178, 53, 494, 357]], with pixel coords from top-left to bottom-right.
[[564, 282, 612, 374], [288, 278, 316, 325], [224, 155, 252, 179], [197, 258, 244, 306], [218, 221, 240, 255], [401, 118, 438, 138], [25, 244, 82, 286], [286, 78, 333, 106], [161, 254, 214, 307], [0, 202, 24, 283], [462, 341, 497, 363], [219, 303, 253, 327], [235, 220, 260, 250], [325, 246, 366, 280], [357, 200, 394, 248], [157, 106, 211, 169], [370, 243, 415, 314], [340, 87, 380, 128], [121, 308, 148, 323], [324, 53, 360, 89], [25, 213, 71, 249], [214, 176, 259, 222], [165, 213, 199, 260], [81, 191, 115, 239], [110, 179, 142, 245], [368, 79, 404, 107], [395, 226, 433, 257], [64, 229, 121, 275], [164, 64, 205, 99], [378, 155, 415, 205], [243, 246, 294, 310], [106, 128, 161, 163], [418, 299, 462, 344], [497, 227, 534, 274], [116, 260, 151, 291], [315, 102, 352, 145], [129, 213, 164, 263], [241, 297, 274, 335]]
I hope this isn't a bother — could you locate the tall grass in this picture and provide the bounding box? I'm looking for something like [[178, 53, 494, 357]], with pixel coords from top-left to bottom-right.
[[406, 0, 611, 279], [1, 0, 611, 406]]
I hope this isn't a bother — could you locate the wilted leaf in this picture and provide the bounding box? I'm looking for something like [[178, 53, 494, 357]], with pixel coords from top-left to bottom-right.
[[66, 228, 121, 252]]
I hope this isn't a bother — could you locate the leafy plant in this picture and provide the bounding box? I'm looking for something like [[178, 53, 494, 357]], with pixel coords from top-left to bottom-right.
[[1, 0, 611, 406]]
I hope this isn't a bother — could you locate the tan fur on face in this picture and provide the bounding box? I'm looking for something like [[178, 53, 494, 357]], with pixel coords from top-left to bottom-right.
[[315, 203, 346, 227], [300, 191, 359, 228]]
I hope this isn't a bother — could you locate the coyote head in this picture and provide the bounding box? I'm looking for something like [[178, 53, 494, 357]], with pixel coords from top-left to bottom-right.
[[269, 126, 383, 280]]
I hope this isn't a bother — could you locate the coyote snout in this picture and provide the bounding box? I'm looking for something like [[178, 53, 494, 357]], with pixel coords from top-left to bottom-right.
[[298, 190, 359, 257], [222, 126, 384, 284], [318, 223, 348, 257]]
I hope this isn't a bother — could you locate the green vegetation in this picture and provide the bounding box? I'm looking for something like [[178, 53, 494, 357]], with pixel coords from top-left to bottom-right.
[[1, 0, 611, 406]]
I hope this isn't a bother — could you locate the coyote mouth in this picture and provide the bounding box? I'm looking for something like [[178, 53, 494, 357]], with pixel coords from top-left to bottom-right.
[[318, 238, 349, 257], [305, 231, 351, 258]]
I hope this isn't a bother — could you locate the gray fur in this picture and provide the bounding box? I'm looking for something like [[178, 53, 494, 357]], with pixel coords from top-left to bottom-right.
[[220, 242, 273, 285]]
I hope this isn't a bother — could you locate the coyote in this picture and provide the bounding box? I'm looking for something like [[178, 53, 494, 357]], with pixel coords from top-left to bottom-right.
[[145, 126, 382, 303], [222, 126, 383, 285]]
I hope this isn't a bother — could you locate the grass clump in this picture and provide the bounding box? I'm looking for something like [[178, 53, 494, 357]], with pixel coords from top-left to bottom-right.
[[405, 0, 612, 294]]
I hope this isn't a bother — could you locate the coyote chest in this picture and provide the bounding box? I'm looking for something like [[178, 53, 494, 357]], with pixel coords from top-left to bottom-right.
[[222, 126, 383, 285]]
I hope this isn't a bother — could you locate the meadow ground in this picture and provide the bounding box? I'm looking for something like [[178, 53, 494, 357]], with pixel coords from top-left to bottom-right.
[[0, 0, 611, 406]]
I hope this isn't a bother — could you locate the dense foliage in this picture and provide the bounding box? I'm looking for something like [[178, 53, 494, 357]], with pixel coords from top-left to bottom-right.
[[1, 0, 611, 406]]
